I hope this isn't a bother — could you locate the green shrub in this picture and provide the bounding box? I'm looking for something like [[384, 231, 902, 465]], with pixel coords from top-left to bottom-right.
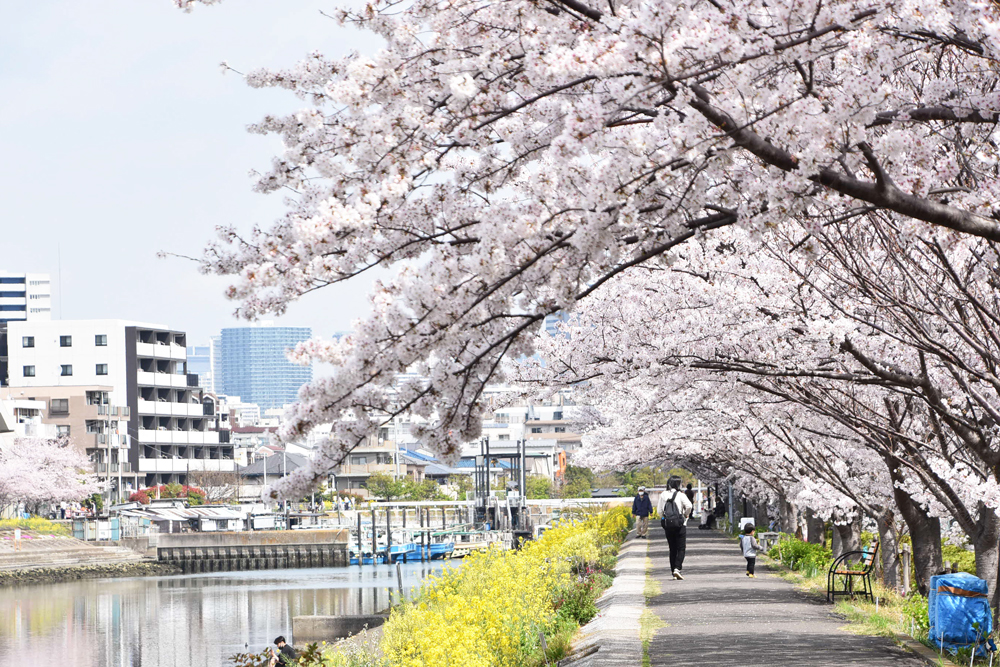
[[941, 544, 976, 575], [768, 535, 832, 574], [901, 594, 929, 638]]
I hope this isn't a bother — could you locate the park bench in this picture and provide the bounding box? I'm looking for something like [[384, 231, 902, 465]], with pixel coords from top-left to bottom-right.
[[827, 541, 879, 603]]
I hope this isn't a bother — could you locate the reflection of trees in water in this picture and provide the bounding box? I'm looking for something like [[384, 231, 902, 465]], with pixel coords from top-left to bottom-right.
[[0, 564, 450, 667]]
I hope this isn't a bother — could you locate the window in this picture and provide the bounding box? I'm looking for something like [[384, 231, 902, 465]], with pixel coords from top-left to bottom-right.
[[96, 364, 108, 376], [95, 334, 107, 346], [553, 412, 563, 420], [22, 336, 33, 348], [494, 413, 509, 424], [498, 434, 510, 441], [86, 391, 107, 406], [50, 399, 69, 415], [22, 365, 34, 377], [60, 335, 72, 347], [554, 427, 566, 433], [60, 365, 73, 376], [351, 455, 368, 465], [56, 425, 71, 437], [530, 427, 543, 434]]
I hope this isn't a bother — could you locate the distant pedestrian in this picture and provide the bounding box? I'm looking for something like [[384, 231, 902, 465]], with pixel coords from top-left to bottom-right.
[[684, 483, 695, 504], [269, 636, 298, 667], [740, 524, 762, 578], [631, 486, 653, 539], [657, 477, 693, 580]]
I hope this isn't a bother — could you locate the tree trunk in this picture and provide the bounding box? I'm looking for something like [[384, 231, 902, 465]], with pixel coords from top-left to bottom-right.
[[805, 510, 825, 545], [779, 496, 799, 535], [893, 487, 942, 596], [876, 509, 900, 591], [972, 504, 1000, 609], [886, 454, 942, 595], [833, 519, 860, 559], [756, 500, 770, 530]]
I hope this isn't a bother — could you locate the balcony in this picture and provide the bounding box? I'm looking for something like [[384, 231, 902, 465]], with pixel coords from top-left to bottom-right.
[[137, 400, 202, 417], [188, 459, 236, 472], [95, 462, 132, 474], [136, 429, 220, 445], [96, 405, 130, 418], [136, 341, 175, 360], [136, 371, 189, 388], [137, 458, 190, 473], [337, 462, 397, 476]]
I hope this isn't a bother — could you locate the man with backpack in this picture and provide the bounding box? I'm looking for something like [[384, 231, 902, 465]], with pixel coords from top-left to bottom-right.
[[657, 477, 693, 579]]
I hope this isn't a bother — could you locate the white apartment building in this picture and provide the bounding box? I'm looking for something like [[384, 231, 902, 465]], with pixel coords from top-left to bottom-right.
[[0, 271, 52, 323], [7, 319, 235, 487]]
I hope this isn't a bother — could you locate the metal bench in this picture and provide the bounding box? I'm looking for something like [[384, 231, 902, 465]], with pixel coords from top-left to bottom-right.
[[827, 541, 879, 603]]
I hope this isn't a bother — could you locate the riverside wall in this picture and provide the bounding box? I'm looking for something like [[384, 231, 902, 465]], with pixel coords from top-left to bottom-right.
[[155, 529, 350, 573]]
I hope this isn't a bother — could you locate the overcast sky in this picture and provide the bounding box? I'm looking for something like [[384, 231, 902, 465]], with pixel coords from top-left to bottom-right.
[[1, 1, 378, 345]]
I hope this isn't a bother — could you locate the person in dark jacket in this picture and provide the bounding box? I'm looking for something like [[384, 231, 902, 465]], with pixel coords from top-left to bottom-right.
[[632, 485, 653, 539], [269, 636, 298, 667]]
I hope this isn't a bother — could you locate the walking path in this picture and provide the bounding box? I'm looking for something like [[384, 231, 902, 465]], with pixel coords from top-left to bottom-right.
[[575, 526, 928, 667]]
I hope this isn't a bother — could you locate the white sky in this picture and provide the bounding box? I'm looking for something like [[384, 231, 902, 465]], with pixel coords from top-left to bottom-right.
[[1, 1, 379, 345]]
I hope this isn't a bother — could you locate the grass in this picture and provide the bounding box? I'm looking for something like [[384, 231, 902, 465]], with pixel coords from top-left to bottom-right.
[[640, 542, 666, 667], [0, 517, 70, 535], [762, 554, 969, 666]]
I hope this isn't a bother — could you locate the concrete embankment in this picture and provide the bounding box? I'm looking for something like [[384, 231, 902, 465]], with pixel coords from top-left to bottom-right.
[[156, 529, 350, 573], [0, 561, 181, 585], [0, 530, 170, 585]]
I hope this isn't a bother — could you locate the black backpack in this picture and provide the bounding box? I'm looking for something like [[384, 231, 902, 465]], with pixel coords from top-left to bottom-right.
[[661, 490, 685, 529]]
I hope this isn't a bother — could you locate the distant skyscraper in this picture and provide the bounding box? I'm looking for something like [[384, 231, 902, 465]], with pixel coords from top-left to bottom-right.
[[186, 343, 215, 393], [219, 325, 312, 410], [543, 312, 572, 339]]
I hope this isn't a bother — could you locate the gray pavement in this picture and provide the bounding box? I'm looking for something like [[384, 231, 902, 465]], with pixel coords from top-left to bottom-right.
[[644, 527, 925, 666], [567, 533, 646, 666]]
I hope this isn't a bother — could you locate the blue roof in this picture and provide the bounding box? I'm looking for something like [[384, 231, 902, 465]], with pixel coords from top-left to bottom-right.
[[401, 448, 437, 462], [456, 458, 512, 469]]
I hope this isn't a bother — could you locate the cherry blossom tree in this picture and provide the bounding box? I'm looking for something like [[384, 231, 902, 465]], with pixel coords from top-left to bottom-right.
[[0, 438, 105, 516], [168, 0, 1000, 507]]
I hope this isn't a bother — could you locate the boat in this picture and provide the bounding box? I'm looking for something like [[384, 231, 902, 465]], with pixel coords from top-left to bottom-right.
[[388, 542, 419, 563], [429, 542, 454, 559]]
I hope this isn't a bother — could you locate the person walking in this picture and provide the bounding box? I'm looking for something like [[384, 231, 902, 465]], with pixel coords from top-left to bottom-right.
[[740, 524, 762, 577], [684, 482, 695, 504], [632, 485, 653, 539], [658, 477, 693, 579]]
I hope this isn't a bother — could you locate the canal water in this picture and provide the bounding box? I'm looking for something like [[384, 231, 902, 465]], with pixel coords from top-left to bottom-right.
[[0, 561, 452, 667]]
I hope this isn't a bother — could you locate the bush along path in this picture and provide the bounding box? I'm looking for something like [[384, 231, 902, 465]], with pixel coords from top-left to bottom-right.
[[638, 528, 928, 667], [257, 507, 633, 667]]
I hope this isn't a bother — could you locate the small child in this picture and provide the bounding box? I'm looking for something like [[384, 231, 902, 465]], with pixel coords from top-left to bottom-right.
[[740, 524, 762, 577]]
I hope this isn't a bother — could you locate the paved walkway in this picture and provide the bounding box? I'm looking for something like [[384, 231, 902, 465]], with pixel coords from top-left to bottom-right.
[[578, 527, 927, 667]]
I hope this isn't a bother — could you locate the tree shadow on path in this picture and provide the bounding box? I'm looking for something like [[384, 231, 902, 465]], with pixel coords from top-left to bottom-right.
[[645, 528, 924, 667]]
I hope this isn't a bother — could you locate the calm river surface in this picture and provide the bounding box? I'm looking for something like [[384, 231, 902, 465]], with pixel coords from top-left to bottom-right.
[[0, 561, 452, 667]]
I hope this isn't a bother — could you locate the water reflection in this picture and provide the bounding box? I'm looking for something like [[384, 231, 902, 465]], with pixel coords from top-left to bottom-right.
[[0, 561, 451, 667]]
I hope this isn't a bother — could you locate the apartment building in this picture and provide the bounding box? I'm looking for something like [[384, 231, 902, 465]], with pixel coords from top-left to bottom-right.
[[0, 272, 52, 323], [0, 272, 53, 387], [6, 319, 234, 488]]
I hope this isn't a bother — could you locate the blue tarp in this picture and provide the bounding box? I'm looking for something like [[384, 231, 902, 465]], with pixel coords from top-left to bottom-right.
[[928, 572, 995, 656]]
